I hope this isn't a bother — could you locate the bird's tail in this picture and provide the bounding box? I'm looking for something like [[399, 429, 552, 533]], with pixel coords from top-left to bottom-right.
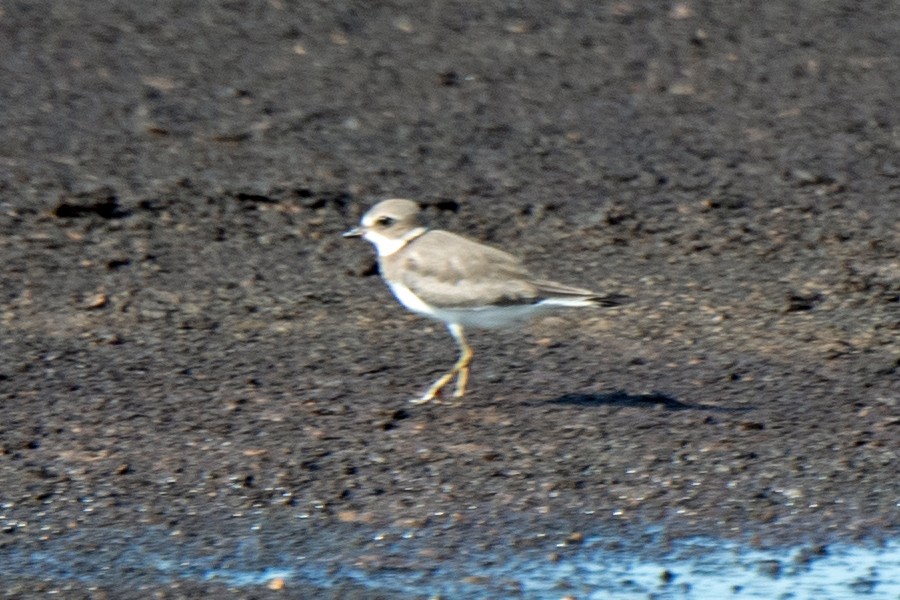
[[532, 279, 630, 308], [589, 293, 630, 307]]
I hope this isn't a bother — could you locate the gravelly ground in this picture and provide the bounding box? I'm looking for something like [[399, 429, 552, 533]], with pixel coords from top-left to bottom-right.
[[1, 1, 898, 597]]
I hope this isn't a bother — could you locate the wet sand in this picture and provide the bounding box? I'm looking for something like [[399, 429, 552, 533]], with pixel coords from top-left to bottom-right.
[[1, 1, 898, 597]]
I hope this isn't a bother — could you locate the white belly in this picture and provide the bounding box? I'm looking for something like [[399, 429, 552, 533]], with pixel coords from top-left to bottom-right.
[[387, 282, 548, 328]]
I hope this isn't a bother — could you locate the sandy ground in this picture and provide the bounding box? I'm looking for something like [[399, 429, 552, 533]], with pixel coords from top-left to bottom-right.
[[1, 1, 898, 597]]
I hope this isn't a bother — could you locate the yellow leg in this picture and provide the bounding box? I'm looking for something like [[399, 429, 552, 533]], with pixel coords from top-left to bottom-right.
[[412, 324, 472, 404], [452, 326, 473, 398]]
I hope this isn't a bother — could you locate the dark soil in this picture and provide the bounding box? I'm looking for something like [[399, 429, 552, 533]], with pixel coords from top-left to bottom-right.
[[1, 1, 898, 598]]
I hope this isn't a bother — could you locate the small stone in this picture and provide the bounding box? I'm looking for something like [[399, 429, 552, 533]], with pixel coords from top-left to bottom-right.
[[266, 576, 285, 590], [566, 531, 584, 544], [84, 291, 108, 309], [670, 3, 694, 19], [757, 559, 782, 578]]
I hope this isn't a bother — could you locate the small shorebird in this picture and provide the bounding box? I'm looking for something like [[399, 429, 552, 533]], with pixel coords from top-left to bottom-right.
[[344, 199, 626, 403]]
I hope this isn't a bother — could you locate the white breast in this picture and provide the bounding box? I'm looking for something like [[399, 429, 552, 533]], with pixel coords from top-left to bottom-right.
[[388, 282, 437, 317]]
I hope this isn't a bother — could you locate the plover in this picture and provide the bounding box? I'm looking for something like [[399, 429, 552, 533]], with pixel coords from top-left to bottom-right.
[[344, 199, 626, 403]]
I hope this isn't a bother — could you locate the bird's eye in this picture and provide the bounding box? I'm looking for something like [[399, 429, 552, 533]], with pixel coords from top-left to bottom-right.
[[375, 216, 395, 227]]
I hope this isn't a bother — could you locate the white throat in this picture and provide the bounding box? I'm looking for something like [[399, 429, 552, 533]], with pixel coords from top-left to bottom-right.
[[363, 227, 427, 257]]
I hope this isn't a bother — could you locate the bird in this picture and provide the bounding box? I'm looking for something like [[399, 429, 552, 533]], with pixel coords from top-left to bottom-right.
[[343, 199, 626, 403]]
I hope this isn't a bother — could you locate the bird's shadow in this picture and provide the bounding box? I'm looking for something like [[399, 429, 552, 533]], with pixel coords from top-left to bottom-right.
[[550, 390, 750, 413]]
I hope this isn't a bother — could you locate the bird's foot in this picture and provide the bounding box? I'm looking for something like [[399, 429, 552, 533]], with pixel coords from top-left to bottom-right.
[[411, 372, 455, 404], [410, 351, 472, 404]]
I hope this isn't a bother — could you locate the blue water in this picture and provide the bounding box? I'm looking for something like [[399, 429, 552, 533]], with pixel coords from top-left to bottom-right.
[[3, 519, 899, 599]]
